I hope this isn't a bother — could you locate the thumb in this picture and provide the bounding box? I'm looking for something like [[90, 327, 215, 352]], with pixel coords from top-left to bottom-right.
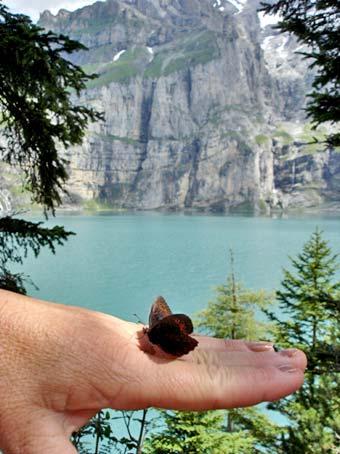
[[0, 408, 77, 454]]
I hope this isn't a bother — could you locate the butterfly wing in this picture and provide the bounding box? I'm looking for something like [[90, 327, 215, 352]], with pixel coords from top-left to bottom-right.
[[149, 296, 172, 327], [147, 314, 198, 357]]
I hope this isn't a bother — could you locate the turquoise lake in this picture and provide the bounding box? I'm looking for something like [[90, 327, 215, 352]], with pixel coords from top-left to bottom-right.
[[24, 212, 340, 321], [19, 212, 340, 446]]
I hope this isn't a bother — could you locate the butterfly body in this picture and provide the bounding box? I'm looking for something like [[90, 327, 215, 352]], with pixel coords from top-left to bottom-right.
[[146, 296, 198, 357]]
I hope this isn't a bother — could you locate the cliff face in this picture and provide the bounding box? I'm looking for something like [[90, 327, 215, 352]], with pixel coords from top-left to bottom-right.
[[37, 0, 340, 212]]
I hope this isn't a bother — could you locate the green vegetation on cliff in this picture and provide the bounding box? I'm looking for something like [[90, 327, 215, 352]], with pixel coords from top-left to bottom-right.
[[145, 30, 219, 78], [86, 47, 150, 87], [86, 30, 220, 87]]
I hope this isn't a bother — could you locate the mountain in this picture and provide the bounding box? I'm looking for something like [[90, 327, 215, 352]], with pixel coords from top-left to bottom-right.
[[34, 0, 340, 213]]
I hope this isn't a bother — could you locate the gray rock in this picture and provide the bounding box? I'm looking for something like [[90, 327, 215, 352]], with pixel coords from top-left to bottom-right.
[[34, 0, 340, 212]]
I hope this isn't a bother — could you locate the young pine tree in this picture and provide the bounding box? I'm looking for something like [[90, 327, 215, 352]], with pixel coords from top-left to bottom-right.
[[145, 252, 279, 453], [197, 251, 279, 453], [268, 229, 340, 373], [196, 251, 273, 341], [144, 410, 241, 454], [267, 229, 340, 453]]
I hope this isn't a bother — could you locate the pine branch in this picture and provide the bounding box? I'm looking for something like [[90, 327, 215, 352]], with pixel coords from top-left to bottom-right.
[[0, 4, 104, 214]]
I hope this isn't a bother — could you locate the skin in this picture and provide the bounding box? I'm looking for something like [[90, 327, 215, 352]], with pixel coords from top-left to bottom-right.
[[0, 290, 307, 453]]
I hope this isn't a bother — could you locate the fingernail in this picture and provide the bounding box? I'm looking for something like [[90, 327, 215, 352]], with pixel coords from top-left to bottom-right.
[[247, 342, 274, 352], [279, 348, 299, 357], [278, 364, 299, 373]]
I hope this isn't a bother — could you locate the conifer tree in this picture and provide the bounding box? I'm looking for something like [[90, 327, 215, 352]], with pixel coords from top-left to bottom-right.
[[267, 229, 340, 373], [197, 251, 273, 341], [261, 0, 340, 147], [145, 252, 279, 453], [197, 251, 279, 452], [0, 3, 102, 293], [267, 229, 340, 452], [144, 410, 236, 454]]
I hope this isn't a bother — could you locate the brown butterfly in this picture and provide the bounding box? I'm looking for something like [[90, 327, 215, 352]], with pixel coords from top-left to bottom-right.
[[146, 296, 198, 357]]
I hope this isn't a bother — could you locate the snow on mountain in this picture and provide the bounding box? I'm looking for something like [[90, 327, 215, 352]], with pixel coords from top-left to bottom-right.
[[113, 49, 126, 62], [257, 10, 280, 29], [212, 0, 246, 14]]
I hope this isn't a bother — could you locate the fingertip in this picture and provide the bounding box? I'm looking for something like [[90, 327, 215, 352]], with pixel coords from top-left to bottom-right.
[[299, 349, 308, 370], [277, 348, 308, 371], [273, 366, 305, 399], [213, 365, 306, 408], [255, 366, 305, 404]]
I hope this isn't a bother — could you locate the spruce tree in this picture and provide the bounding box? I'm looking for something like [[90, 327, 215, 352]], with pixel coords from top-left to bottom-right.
[[268, 229, 340, 373], [196, 251, 273, 341], [197, 251, 279, 453], [267, 229, 340, 452], [261, 0, 340, 147], [144, 410, 243, 454], [145, 252, 279, 453], [0, 4, 102, 293]]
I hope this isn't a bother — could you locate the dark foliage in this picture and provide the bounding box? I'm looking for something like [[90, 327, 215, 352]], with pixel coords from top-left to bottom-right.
[[0, 216, 73, 262], [261, 0, 340, 147], [0, 4, 102, 293], [0, 4, 103, 213], [266, 230, 340, 451], [0, 216, 74, 292], [265, 229, 340, 373]]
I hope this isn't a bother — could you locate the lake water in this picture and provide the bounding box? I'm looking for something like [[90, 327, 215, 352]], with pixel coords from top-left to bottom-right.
[[24, 212, 340, 322], [19, 212, 340, 448]]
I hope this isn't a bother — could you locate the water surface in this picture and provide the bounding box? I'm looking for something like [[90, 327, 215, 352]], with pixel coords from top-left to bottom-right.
[[18, 212, 339, 442], [24, 212, 340, 322]]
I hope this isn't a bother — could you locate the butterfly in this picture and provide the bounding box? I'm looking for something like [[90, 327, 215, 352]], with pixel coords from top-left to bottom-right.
[[146, 296, 198, 357]]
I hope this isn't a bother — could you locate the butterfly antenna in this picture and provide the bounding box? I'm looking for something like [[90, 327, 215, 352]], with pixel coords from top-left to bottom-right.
[[133, 313, 144, 324]]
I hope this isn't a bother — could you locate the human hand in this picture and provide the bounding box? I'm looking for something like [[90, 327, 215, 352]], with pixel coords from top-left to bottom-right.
[[0, 290, 306, 453]]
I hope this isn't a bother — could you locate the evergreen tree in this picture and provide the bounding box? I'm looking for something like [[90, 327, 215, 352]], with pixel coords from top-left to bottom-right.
[[267, 229, 340, 452], [0, 216, 74, 294], [267, 229, 340, 373], [261, 0, 340, 147], [197, 251, 279, 453], [144, 410, 242, 454], [196, 251, 273, 341], [146, 252, 279, 453], [0, 3, 103, 293], [144, 408, 280, 454]]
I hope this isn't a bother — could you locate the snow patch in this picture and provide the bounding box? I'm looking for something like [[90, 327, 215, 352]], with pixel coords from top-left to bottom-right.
[[261, 36, 273, 52], [212, 0, 247, 14], [261, 35, 288, 57], [147, 46, 154, 62], [227, 0, 246, 12], [113, 49, 126, 62], [277, 35, 289, 58], [0, 190, 12, 216], [258, 11, 280, 29], [261, 34, 289, 61]]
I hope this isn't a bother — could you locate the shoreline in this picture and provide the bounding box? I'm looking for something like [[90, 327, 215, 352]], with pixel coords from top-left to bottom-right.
[[16, 203, 340, 220]]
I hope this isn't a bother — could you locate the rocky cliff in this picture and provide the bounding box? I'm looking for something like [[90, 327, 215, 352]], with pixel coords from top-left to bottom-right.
[[35, 0, 339, 212]]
